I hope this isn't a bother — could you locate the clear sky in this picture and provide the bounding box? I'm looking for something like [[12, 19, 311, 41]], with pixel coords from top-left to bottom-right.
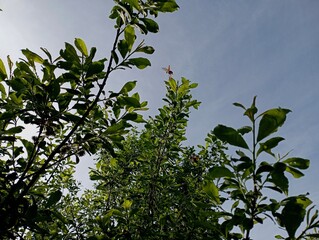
[[1, 1, 319, 239]]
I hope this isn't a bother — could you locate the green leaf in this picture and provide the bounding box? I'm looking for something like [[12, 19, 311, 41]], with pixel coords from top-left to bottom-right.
[[167, 78, 177, 92], [5, 126, 24, 135], [156, 0, 179, 13], [0, 58, 7, 80], [0, 83, 7, 99], [203, 181, 220, 204], [281, 196, 312, 238], [63, 112, 81, 123], [136, 45, 155, 54], [48, 80, 60, 100], [123, 0, 140, 10], [121, 96, 141, 107], [21, 139, 35, 159], [233, 102, 246, 110], [86, 61, 105, 78], [140, 18, 159, 33], [8, 78, 27, 93], [118, 39, 129, 58], [105, 120, 126, 134], [124, 25, 135, 50], [22, 48, 44, 64], [306, 234, 319, 238], [74, 38, 88, 57], [57, 93, 73, 111], [46, 190, 62, 207], [285, 166, 304, 178], [257, 108, 291, 142], [207, 166, 235, 179], [189, 83, 198, 89], [0, 111, 15, 121], [122, 112, 138, 121], [40, 47, 53, 63], [271, 163, 288, 195], [128, 57, 151, 69], [119, 81, 136, 94], [257, 137, 285, 156], [244, 96, 258, 122], [63, 42, 80, 64], [213, 124, 249, 149], [283, 157, 310, 170], [237, 126, 252, 135], [122, 199, 132, 209], [256, 162, 274, 175], [111, 50, 119, 64]]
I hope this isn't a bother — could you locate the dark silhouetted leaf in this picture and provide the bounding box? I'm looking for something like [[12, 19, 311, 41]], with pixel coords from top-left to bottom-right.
[[213, 124, 249, 149], [257, 137, 285, 156], [86, 61, 104, 78], [207, 166, 234, 179], [257, 108, 291, 142], [141, 18, 159, 33], [128, 58, 151, 69], [46, 190, 62, 207], [281, 196, 312, 238]]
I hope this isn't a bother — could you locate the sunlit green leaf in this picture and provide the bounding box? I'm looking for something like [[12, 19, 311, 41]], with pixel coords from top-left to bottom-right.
[[22, 48, 44, 64], [124, 25, 135, 50], [74, 38, 88, 57], [105, 120, 126, 134], [0, 58, 7, 80], [285, 166, 304, 178], [155, 0, 179, 12], [122, 199, 132, 209], [119, 81, 136, 94], [203, 181, 220, 204], [167, 78, 177, 92]]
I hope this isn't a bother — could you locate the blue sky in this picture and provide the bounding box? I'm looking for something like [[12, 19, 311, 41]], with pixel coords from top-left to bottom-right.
[[1, 1, 319, 238]]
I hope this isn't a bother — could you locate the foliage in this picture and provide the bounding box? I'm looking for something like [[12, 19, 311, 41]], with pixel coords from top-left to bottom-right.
[[211, 97, 319, 239], [1, 1, 319, 239], [0, 0, 179, 238], [85, 78, 223, 239]]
